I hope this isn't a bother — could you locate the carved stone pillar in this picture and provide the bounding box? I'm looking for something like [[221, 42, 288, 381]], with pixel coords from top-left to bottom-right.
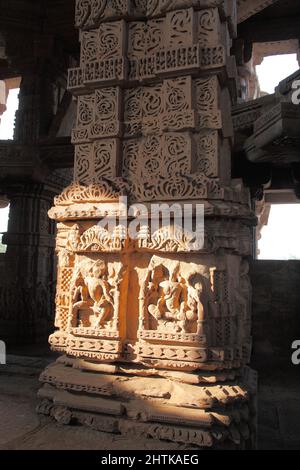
[[238, 60, 261, 101], [0, 183, 56, 344], [255, 197, 271, 257], [0, 80, 7, 119], [39, 0, 257, 449], [14, 73, 54, 144]]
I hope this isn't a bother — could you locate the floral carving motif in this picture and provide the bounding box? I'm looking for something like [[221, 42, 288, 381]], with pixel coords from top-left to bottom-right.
[[66, 224, 126, 252], [53, 180, 128, 207]]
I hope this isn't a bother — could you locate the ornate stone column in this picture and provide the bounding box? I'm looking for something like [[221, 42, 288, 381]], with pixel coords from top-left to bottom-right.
[[14, 73, 54, 144], [0, 183, 56, 345], [0, 80, 7, 119], [39, 0, 257, 449]]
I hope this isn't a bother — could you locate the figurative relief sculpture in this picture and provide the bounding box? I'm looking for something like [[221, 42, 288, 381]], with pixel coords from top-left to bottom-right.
[[39, 0, 257, 449], [70, 259, 115, 330], [143, 263, 206, 334]]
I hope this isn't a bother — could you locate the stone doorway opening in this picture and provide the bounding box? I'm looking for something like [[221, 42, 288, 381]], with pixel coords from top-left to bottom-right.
[[0, 78, 21, 140], [258, 203, 300, 260], [256, 53, 299, 94], [0, 202, 9, 254]]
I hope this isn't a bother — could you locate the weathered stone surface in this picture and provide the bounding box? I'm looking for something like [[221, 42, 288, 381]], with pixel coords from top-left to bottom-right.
[[0, 355, 298, 450]]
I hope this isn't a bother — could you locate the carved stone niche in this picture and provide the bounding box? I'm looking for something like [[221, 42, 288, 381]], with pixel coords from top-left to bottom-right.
[[50, 218, 130, 362], [135, 253, 252, 371]]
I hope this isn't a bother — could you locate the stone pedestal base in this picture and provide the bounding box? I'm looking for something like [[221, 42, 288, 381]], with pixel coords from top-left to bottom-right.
[[38, 358, 257, 450]]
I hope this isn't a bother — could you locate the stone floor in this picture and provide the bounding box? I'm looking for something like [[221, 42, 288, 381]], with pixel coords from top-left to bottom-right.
[[0, 354, 299, 450]]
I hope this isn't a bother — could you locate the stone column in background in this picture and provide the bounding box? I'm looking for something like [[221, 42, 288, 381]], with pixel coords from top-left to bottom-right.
[[39, 0, 257, 449], [0, 80, 7, 120], [0, 184, 56, 345]]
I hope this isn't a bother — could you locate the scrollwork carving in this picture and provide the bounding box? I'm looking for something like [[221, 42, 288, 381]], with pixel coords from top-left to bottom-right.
[[98, 20, 126, 61], [194, 130, 219, 178], [197, 8, 220, 48], [167, 8, 195, 48], [74, 144, 92, 182], [90, 88, 121, 139]]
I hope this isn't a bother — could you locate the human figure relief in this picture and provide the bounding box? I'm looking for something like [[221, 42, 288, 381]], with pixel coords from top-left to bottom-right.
[[146, 264, 181, 332], [71, 259, 114, 329], [66, 224, 81, 251], [185, 273, 209, 334], [145, 263, 209, 334], [186, 279, 204, 322], [145, 264, 166, 315], [158, 264, 187, 330]]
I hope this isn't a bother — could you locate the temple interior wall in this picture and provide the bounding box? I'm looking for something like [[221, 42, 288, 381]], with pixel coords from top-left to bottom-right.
[[251, 260, 300, 366]]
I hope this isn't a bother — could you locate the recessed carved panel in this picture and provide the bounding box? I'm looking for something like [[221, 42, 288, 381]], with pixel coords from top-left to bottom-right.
[[98, 20, 126, 61], [122, 139, 140, 178], [81, 31, 98, 66], [124, 88, 143, 137], [166, 8, 195, 48], [72, 95, 94, 143], [163, 132, 192, 176], [93, 139, 120, 179], [69, 256, 125, 332], [74, 144, 92, 183], [141, 135, 162, 180], [194, 130, 219, 178], [197, 8, 221, 48], [90, 87, 122, 139], [194, 75, 222, 130], [142, 84, 163, 135], [74, 140, 120, 183], [128, 22, 146, 59]]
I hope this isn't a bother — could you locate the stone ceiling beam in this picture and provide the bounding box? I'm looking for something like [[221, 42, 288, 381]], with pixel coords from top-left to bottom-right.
[[0, 0, 40, 33], [237, 0, 280, 24], [238, 15, 300, 43]]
